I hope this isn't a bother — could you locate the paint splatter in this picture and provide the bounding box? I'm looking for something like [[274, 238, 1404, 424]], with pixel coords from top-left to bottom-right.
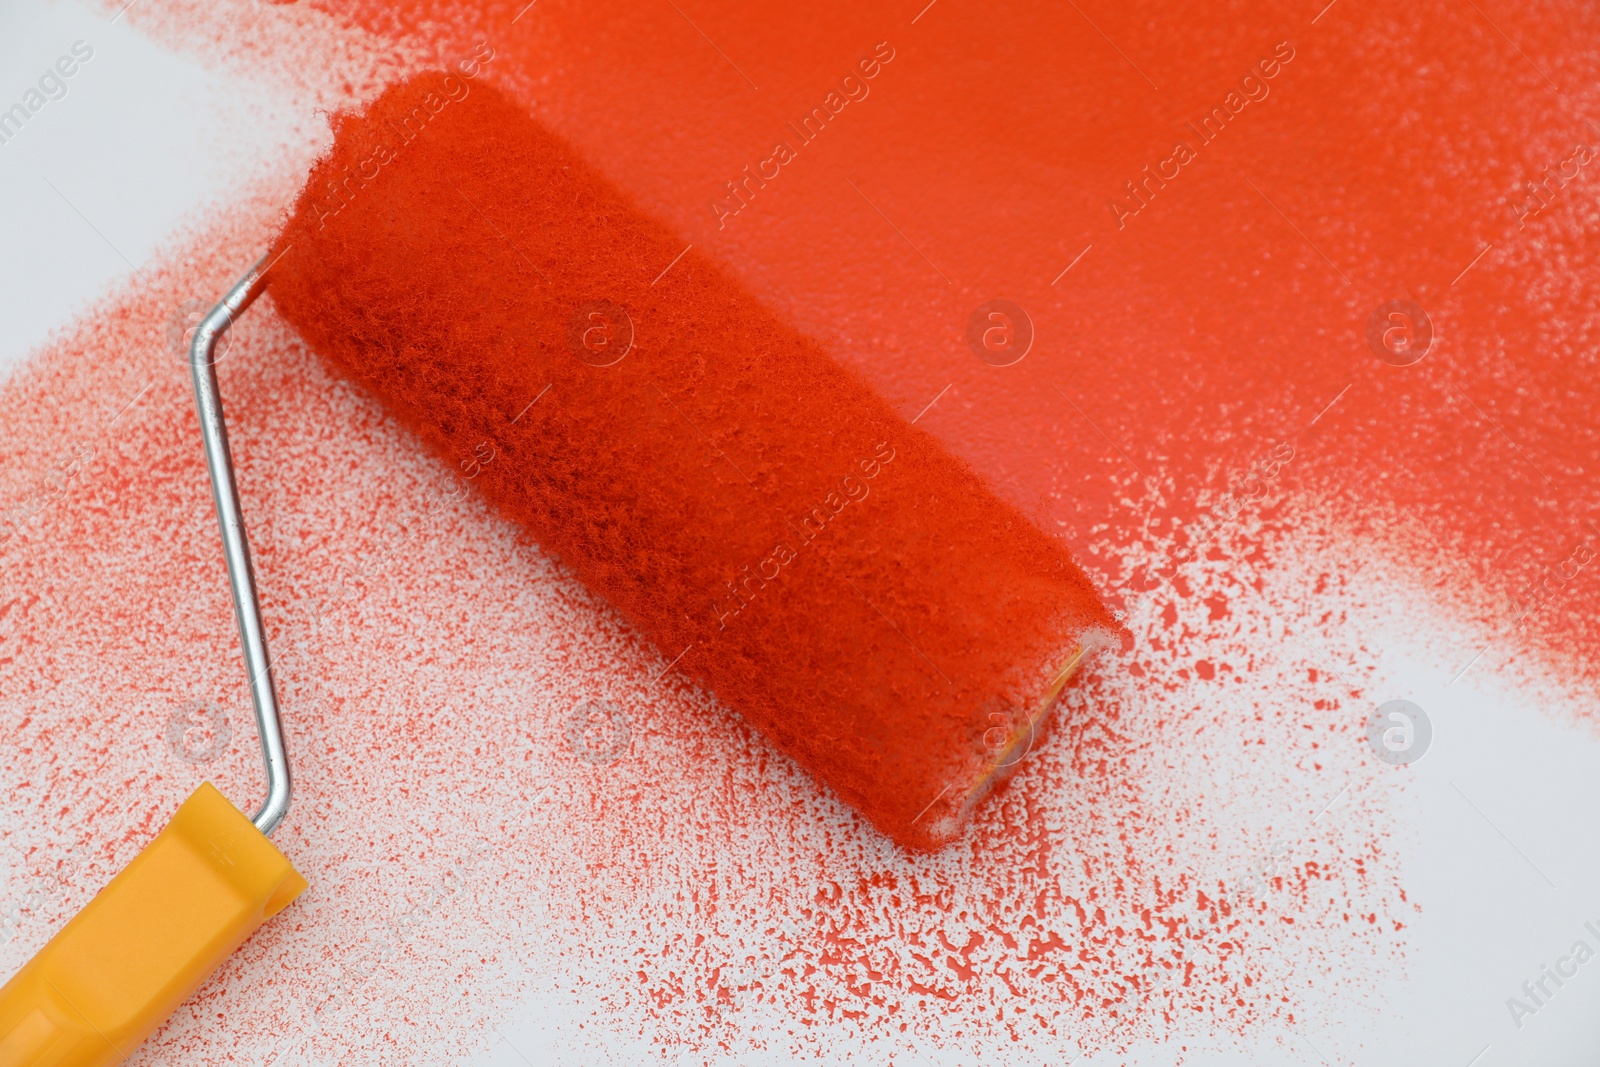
[[4, 0, 1599, 1062]]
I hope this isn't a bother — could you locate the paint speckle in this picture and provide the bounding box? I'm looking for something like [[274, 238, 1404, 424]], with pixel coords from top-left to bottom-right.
[[4, 0, 1600, 1063]]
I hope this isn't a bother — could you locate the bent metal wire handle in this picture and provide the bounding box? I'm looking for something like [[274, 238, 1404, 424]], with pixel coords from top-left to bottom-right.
[[188, 256, 291, 836]]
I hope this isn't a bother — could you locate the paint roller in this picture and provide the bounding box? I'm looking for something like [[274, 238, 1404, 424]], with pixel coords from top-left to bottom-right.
[[0, 71, 1122, 1065]]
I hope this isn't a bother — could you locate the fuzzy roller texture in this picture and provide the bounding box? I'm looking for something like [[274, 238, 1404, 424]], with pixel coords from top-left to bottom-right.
[[268, 72, 1124, 850]]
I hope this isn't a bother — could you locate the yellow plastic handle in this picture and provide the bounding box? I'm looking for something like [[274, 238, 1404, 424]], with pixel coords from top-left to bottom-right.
[[0, 783, 306, 1066]]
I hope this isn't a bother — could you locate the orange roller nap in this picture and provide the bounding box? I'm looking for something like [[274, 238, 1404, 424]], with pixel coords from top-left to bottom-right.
[[269, 73, 1123, 850]]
